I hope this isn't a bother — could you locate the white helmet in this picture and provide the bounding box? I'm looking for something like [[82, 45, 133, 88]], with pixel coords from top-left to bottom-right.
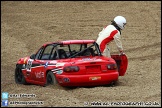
[[114, 16, 126, 30]]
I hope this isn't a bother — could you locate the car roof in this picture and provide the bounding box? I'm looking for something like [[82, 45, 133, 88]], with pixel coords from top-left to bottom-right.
[[43, 40, 95, 46]]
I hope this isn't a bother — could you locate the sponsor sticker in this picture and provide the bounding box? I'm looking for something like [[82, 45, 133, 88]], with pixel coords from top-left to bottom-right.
[[56, 70, 63, 74], [35, 72, 44, 78], [50, 61, 57, 64], [89, 76, 101, 81], [22, 64, 26, 68], [56, 63, 65, 67], [81, 58, 97, 61], [44, 62, 48, 68], [63, 78, 70, 82], [24, 57, 28, 63]]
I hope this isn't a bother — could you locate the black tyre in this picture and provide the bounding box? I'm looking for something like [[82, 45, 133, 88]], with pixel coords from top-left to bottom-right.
[[110, 81, 116, 87], [15, 67, 27, 84], [45, 71, 58, 86]]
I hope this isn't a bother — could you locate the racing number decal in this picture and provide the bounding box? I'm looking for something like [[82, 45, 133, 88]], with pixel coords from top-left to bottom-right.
[[26, 59, 33, 72]]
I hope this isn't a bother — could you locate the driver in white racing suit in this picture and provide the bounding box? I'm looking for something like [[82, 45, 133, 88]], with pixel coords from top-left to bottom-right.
[[96, 16, 127, 57]]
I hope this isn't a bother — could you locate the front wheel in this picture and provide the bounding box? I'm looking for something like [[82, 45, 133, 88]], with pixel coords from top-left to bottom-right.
[[44, 71, 58, 86], [15, 67, 27, 84]]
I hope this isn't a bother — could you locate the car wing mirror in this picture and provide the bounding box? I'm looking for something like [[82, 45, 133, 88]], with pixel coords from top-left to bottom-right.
[[30, 54, 36, 60]]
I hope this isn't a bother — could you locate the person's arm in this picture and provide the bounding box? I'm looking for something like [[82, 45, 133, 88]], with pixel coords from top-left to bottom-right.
[[114, 33, 124, 55], [98, 28, 105, 36]]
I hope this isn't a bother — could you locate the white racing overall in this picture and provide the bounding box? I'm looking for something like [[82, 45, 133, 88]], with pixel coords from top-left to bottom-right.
[[96, 25, 123, 57]]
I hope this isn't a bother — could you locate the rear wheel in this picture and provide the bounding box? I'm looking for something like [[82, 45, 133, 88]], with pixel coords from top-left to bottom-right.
[[110, 81, 116, 87], [103, 81, 117, 87], [44, 71, 58, 86], [15, 67, 27, 84]]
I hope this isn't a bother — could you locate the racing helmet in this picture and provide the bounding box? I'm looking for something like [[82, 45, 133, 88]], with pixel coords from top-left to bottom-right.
[[114, 16, 126, 30]]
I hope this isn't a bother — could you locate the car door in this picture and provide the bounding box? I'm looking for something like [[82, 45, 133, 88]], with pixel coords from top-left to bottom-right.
[[27, 44, 56, 83], [25, 46, 44, 82], [111, 54, 128, 76], [32, 45, 56, 83]]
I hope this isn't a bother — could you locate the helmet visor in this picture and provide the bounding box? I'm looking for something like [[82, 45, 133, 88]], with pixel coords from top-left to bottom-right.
[[123, 23, 126, 28]]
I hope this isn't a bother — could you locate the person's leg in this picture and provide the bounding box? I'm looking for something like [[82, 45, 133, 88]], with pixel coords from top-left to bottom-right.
[[107, 46, 111, 57], [103, 45, 111, 57]]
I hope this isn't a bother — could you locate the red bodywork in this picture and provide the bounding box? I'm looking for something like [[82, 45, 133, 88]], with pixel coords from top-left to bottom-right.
[[16, 40, 128, 87]]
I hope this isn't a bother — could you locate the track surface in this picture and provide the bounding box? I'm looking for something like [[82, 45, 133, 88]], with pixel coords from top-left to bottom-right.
[[1, 1, 161, 107]]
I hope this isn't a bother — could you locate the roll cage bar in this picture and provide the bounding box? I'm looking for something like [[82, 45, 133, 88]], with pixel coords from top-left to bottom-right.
[[31, 42, 102, 60]]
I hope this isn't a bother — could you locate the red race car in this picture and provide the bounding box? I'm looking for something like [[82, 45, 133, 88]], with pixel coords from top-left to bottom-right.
[[15, 40, 128, 87]]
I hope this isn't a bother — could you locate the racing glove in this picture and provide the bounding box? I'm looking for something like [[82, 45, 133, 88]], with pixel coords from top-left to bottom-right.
[[119, 50, 125, 55]]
